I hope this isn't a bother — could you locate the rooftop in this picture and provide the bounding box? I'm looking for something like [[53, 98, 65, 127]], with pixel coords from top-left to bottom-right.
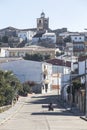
[[45, 58, 71, 67]]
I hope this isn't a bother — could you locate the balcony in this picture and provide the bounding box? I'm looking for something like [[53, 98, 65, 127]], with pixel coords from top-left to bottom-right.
[[44, 79, 49, 84]]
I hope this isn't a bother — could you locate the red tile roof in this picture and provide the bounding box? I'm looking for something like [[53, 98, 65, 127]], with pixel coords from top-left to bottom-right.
[[45, 58, 71, 67]]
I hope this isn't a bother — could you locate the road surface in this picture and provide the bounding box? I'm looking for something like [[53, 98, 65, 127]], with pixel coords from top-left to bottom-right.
[[0, 93, 87, 130]]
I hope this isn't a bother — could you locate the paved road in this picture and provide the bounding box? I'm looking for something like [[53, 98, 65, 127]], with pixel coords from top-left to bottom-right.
[[0, 93, 87, 130]]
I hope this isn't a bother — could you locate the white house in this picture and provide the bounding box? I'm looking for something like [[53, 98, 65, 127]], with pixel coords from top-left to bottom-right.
[[28, 30, 36, 42], [59, 32, 79, 39], [42, 31, 56, 43], [0, 48, 9, 57], [78, 56, 86, 75], [42, 62, 52, 93], [18, 31, 27, 41], [0, 59, 54, 94], [32, 32, 44, 43], [18, 30, 36, 43], [71, 35, 85, 43], [45, 58, 71, 100]]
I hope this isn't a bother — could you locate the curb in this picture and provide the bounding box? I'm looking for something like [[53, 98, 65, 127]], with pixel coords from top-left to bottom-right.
[[0, 97, 26, 125], [80, 116, 87, 121]]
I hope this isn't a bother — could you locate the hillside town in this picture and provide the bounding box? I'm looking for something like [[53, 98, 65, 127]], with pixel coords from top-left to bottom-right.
[[0, 12, 87, 129]]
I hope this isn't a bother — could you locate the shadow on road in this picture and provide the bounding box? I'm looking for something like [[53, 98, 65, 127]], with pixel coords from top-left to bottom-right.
[[25, 93, 84, 117], [26, 94, 62, 108], [31, 111, 73, 116], [25, 94, 79, 116]]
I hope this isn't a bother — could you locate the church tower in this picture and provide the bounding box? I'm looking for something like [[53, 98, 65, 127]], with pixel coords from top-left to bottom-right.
[[37, 12, 49, 32]]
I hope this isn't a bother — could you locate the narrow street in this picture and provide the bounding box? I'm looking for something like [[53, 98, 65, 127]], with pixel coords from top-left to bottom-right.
[[0, 92, 87, 130]]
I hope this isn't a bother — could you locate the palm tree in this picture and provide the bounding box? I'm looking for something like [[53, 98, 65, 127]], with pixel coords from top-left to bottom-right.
[[0, 70, 22, 106]]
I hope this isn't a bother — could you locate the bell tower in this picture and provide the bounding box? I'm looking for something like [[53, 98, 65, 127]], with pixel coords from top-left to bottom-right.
[[37, 12, 49, 32]]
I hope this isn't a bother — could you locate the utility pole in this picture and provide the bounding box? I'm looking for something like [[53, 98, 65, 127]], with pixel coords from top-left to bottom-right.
[[85, 59, 87, 118]]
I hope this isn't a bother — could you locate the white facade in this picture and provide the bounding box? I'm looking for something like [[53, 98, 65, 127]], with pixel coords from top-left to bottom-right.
[[0, 47, 56, 58], [0, 60, 42, 83], [78, 60, 85, 75], [28, 31, 36, 42], [42, 61, 71, 95], [18, 31, 27, 41], [42, 32, 56, 43], [71, 35, 85, 42], [32, 32, 56, 44], [59, 32, 79, 38], [18, 30, 36, 42], [0, 48, 9, 57], [42, 62, 52, 93]]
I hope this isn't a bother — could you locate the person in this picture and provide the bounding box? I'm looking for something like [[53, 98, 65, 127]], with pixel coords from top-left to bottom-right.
[[48, 102, 54, 111], [16, 95, 19, 101]]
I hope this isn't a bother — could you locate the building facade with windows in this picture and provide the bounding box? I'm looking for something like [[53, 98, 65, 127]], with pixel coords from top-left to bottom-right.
[[0, 46, 56, 58]]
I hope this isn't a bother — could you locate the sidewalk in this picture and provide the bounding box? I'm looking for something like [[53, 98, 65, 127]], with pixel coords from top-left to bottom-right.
[[0, 96, 28, 125]]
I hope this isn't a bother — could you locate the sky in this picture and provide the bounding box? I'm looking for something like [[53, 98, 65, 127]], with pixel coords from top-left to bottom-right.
[[0, 0, 87, 32]]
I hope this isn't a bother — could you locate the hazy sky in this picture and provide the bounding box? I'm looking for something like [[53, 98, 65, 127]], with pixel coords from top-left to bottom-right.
[[0, 0, 87, 32]]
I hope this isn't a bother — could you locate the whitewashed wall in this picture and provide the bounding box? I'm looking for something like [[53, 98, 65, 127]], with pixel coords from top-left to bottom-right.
[[71, 35, 85, 42]]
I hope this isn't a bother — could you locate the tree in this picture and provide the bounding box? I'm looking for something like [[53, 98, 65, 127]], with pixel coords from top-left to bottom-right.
[[63, 36, 71, 43], [0, 70, 22, 106], [19, 81, 35, 96], [23, 53, 50, 61], [67, 80, 84, 103], [2, 36, 8, 43]]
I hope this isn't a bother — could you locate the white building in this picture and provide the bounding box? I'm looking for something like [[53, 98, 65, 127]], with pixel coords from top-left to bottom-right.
[[32, 31, 56, 44], [18, 30, 36, 43], [0, 46, 56, 58], [0, 48, 9, 57], [59, 32, 79, 39], [45, 58, 71, 98], [78, 56, 86, 75], [71, 35, 85, 42], [18, 31, 27, 41], [32, 32, 44, 43], [28, 30, 36, 42], [42, 31, 56, 43], [42, 62, 52, 93], [0, 59, 54, 94]]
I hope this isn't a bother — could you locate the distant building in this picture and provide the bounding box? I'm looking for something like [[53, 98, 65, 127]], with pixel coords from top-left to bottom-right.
[[71, 35, 85, 43], [0, 46, 56, 58], [32, 31, 56, 44], [42, 31, 56, 43], [32, 32, 44, 43], [71, 35, 85, 56], [37, 12, 49, 32], [42, 62, 52, 93], [18, 30, 36, 43]]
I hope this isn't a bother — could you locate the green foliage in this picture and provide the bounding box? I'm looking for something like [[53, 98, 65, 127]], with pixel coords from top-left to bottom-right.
[[67, 86, 70, 94], [23, 53, 50, 61], [2, 36, 8, 43], [63, 36, 71, 43], [0, 70, 22, 106], [67, 81, 82, 94], [19, 81, 35, 96], [56, 51, 64, 57]]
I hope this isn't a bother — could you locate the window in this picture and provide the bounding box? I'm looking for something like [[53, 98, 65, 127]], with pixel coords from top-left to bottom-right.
[[39, 20, 41, 24]]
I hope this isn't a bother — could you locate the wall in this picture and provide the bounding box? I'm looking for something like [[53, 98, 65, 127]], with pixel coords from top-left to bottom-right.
[[78, 60, 85, 75], [71, 35, 85, 42]]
